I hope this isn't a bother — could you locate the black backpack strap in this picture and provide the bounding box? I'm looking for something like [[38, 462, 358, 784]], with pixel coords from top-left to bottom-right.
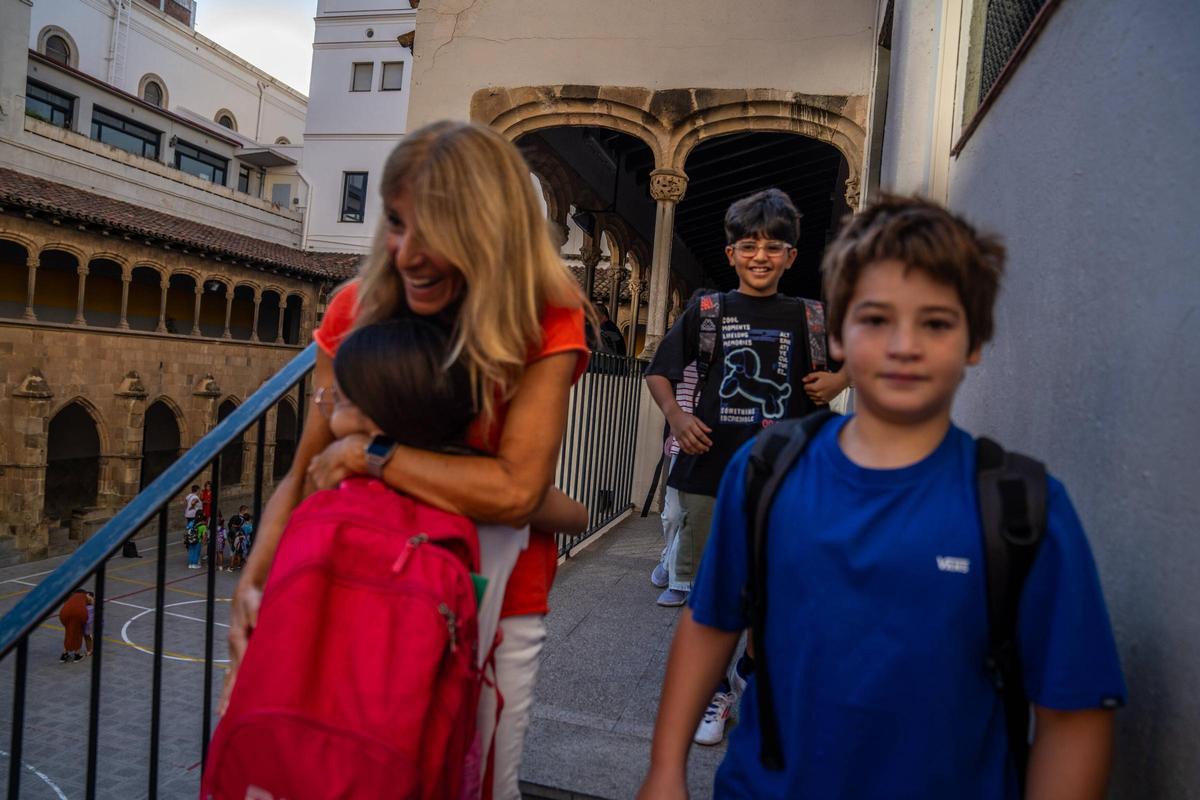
[[695, 292, 722, 391], [976, 437, 1047, 791], [743, 409, 837, 771], [800, 298, 828, 373]]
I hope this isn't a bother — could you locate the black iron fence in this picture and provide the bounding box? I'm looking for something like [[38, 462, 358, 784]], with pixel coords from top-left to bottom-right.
[[0, 344, 644, 797]]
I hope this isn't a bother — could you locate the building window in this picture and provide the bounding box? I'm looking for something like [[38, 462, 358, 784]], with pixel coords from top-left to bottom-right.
[[25, 80, 74, 128], [91, 107, 161, 160], [381, 62, 404, 91], [978, 0, 1048, 102], [143, 81, 163, 107], [215, 110, 237, 130], [271, 183, 292, 206], [274, 137, 290, 145], [44, 34, 71, 66], [350, 62, 373, 92], [340, 172, 368, 223], [238, 165, 251, 193], [174, 139, 228, 185]]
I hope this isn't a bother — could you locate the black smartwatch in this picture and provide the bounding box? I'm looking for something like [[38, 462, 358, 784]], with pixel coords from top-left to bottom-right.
[[363, 434, 398, 478]]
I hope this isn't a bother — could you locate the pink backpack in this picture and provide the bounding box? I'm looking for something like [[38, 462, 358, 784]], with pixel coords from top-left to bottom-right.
[[203, 477, 481, 800]]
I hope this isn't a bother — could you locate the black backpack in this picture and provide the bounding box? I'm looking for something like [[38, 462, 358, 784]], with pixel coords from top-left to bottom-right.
[[742, 411, 1046, 790]]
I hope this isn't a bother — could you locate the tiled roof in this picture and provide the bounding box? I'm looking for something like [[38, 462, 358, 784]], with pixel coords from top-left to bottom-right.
[[0, 167, 360, 280]]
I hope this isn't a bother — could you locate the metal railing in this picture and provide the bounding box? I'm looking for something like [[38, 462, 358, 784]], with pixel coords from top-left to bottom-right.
[[0, 344, 644, 797]]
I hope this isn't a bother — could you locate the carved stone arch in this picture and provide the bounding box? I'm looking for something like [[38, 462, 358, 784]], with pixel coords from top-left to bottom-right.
[[146, 394, 189, 445], [37, 26, 79, 69], [473, 86, 667, 167], [233, 279, 262, 294], [262, 284, 287, 299], [38, 242, 88, 263], [48, 395, 111, 455], [170, 266, 204, 284], [0, 231, 39, 254], [203, 273, 235, 292], [88, 251, 130, 273], [667, 94, 866, 178], [131, 261, 166, 281]]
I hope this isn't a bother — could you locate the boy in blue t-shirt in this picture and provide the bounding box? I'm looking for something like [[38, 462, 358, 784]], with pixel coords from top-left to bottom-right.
[[639, 196, 1126, 799]]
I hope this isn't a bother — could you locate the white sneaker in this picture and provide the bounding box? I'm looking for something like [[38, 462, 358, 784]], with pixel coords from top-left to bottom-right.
[[693, 690, 735, 746]]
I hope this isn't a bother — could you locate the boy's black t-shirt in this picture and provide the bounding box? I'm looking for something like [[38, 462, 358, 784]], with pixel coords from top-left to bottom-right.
[[646, 291, 823, 496]]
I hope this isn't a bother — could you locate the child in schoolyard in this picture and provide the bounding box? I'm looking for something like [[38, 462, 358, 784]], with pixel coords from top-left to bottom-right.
[[209, 317, 586, 799], [640, 196, 1126, 799], [57, 588, 92, 662], [240, 514, 253, 559], [214, 513, 227, 572], [229, 523, 245, 571], [186, 518, 206, 569], [183, 483, 202, 531], [644, 188, 848, 746]]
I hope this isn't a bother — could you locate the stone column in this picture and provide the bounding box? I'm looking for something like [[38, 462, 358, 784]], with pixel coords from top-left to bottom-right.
[[626, 274, 642, 356], [73, 264, 89, 326], [579, 237, 601, 302], [275, 297, 286, 344], [113, 372, 148, 506], [844, 176, 861, 210], [12, 369, 54, 557], [641, 168, 688, 359], [222, 290, 233, 339], [607, 251, 623, 325], [118, 274, 130, 329], [23, 255, 37, 320], [191, 285, 203, 336], [250, 290, 262, 342], [156, 279, 168, 333]]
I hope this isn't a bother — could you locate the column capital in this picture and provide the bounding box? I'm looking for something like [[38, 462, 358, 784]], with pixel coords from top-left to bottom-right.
[[844, 175, 861, 210], [649, 169, 688, 203], [194, 284, 204, 296], [579, 245, 602, 270], [26, 256, 39, 268], [76, 265, 90, 276]]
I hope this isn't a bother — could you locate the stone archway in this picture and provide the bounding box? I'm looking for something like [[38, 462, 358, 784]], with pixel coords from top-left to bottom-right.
[[273, 399, 298, 479], [473, 85, 867, 356], [44, 400, 104, 524], [217, 398, 244, 487], [140, 398, 183, 489]]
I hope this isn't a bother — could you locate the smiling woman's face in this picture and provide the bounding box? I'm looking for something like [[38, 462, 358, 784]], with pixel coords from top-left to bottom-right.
[[384, 190, 465, 317]]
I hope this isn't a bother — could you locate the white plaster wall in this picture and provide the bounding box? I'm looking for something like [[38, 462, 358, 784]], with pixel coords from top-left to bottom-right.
[[29, 0, 307, 145], [302, 1, 415, 252], [884, 1, 1200, 793], [877, 0, 940, 196], [407, 0, 877, 127]]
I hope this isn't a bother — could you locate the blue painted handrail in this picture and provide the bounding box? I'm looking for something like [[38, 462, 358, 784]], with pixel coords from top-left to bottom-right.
[[0, 343, 317, 659]]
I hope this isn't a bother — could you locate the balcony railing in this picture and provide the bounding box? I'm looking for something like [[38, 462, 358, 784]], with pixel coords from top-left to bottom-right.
[[0, 344, 644, 797]]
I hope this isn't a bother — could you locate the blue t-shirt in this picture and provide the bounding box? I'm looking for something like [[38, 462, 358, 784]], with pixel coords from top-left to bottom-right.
[[690, 415, 1126, 799]]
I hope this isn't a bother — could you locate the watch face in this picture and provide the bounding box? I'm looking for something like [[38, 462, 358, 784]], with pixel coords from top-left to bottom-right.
[[367, 435, 397, 458]]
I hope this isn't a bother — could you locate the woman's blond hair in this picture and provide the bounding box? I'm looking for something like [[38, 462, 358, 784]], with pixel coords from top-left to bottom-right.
[[353, 120, 588, 427]]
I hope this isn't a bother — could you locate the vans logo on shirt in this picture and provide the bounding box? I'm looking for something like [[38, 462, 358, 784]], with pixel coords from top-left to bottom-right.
[[936, 556, 971, 574]]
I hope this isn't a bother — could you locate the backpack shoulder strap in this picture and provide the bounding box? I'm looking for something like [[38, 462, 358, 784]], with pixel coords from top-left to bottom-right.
[[742, 409, 837, 771], [800, 298, 828, 372], [695, 292, 722, 388], [976, 436, 1047, 790]]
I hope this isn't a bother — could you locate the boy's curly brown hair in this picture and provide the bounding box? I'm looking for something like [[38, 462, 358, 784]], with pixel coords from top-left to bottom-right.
[[822, 195, 1006, 352]]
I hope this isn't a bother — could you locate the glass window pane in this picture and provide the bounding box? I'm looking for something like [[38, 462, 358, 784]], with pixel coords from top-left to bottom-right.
[[340, 172, 368, 222], [381, 62, 404, 91], [143, 82, 163, 107], [25, 81, 73, 128], [272, 183, 292, 206], [351, 63, 373, 92], [238, 166, 251, 193], [45, 35, 70, 65]]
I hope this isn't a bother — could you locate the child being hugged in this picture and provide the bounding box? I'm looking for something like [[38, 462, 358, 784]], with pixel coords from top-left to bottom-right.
[[205, 317, 585, 800], [641, 196, 1126, 799]]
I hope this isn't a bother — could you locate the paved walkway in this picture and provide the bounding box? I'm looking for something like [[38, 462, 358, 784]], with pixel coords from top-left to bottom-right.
[[521, 514, 724, 799], [0, 515, 723, 799]]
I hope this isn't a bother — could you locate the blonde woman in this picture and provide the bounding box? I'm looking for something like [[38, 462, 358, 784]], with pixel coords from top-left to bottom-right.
[[226, 120, 591, 798]]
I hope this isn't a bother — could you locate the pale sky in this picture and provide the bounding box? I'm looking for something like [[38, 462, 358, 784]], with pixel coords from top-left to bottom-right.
[[193, 0, 317, 96]]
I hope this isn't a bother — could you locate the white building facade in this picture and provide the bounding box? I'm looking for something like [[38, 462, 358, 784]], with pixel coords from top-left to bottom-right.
[[301, 1, 416, 253]]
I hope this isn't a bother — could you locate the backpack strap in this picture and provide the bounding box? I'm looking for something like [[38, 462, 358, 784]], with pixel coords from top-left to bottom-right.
[[800, 298, 828, 372], [976, 437, 1047, 791], [742, 409, 838, 771], [695, 292, 722, 391]]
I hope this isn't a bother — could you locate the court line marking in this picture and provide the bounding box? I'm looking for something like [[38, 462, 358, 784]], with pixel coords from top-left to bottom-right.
[[0, 536, 182, 584], [109, 599, 230, 629], [0, 748, 68, 800], [121, 599, 232, 664], [36, 621, 213, 667]]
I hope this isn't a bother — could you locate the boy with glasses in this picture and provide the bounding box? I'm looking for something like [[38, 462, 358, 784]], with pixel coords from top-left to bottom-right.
[[645, 188, 847, 745]]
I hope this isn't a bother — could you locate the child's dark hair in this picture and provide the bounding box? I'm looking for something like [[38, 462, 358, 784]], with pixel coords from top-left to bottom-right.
[[333, 318, 475, 450], [822, 195, 1005, 352], [724, 188, 802, 245]]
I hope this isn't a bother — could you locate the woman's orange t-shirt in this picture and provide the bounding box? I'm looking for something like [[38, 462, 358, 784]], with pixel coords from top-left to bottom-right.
[[313, 281, 589, 618]]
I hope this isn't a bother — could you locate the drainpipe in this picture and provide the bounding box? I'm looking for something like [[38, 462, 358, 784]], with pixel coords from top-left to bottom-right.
[[255, 80, 266, 142], [295, 167, 314, 250], [106, 0, 120, 84]]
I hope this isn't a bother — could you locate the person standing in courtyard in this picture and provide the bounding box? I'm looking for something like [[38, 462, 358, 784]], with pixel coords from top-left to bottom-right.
[[640, 196, 1125, 799], [184, 484, 202, 531], [644, 188, 847, 746], [58, 588, 91, 662], [226, 120, 591, 800]]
